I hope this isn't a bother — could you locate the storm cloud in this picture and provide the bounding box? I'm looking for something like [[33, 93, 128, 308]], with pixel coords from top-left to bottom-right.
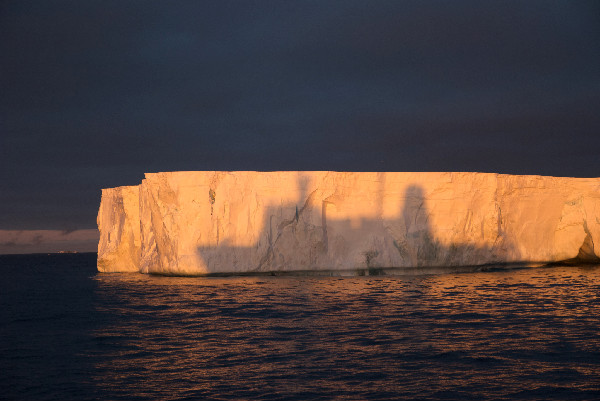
[[1, 0, 599, 230]]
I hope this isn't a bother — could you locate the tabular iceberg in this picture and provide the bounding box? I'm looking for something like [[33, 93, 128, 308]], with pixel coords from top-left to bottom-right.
[[97, 172, 600, 275]]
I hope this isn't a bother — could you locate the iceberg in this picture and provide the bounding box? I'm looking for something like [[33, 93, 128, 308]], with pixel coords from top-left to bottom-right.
[[97, 172, 600, 275]]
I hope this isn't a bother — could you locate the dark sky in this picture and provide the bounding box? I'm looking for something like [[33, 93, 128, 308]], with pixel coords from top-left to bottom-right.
[[1, 0, 599, 230]]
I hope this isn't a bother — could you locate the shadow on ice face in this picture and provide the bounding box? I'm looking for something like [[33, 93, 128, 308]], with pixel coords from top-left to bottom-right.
[[191, 174, 533, 275]]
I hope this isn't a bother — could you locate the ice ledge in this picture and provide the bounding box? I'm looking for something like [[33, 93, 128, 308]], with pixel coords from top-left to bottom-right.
[[97, 172, 600, 275]]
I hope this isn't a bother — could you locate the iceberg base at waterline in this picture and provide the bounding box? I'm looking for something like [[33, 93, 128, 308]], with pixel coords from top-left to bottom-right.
[[97, 171, 600, 275]]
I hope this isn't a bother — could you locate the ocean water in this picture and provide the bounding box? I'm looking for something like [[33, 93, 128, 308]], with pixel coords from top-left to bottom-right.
[[1, 254, 599, 400]]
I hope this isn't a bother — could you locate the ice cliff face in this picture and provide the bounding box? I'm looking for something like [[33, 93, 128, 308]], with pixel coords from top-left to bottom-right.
[[97, 186, 140, 272], [97, 172, 600, 275]]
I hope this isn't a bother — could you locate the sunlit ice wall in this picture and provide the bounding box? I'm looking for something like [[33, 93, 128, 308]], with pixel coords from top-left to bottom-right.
[[96, 171, 600, 275]]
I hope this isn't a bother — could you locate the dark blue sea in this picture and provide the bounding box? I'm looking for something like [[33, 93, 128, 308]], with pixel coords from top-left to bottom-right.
[[1, 253, 599, 400]]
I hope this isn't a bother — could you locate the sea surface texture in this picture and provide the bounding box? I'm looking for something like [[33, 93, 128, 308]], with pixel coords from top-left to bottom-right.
[[1, 253, 600, 400]]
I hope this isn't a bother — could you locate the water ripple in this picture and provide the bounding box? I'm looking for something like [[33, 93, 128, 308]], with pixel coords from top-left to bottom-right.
[[83, 265, 600, 400], [1, 254, 599, 399]]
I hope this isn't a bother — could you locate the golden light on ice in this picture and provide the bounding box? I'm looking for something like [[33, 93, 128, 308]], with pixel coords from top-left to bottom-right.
[[97, 171, 600, 275]]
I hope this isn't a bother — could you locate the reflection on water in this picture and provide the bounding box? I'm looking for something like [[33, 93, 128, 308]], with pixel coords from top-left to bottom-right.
[[90, 266, 600, 400]]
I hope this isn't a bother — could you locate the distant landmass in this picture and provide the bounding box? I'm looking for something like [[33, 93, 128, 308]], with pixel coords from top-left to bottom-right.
[[0, 229, 99, 255], [97, 172, 600, 275]]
